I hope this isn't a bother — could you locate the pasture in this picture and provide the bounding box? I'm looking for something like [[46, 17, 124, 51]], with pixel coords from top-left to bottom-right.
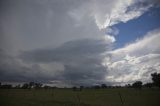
[[0, 88, 160, 106]]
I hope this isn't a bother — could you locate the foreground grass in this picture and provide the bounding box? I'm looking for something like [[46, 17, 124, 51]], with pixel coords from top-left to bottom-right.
[[0, 88, 160, 106]]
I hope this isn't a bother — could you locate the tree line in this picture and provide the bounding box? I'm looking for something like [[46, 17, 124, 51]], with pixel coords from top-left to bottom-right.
[[130, 72, 160, 89], [0, 72, 160, 89]]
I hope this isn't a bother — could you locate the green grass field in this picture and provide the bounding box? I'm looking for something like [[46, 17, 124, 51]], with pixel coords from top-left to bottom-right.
[[0, 88, 160, 106]]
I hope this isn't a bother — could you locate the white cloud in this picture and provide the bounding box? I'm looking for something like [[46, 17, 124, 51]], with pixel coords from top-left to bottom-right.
[[67, 0, 154, 47], [88, 0, 152, 29], [104, 35, 116, 43], [111, 29, 160, 58], [105, 27, 119, 36], [103, 29, 160, 85]]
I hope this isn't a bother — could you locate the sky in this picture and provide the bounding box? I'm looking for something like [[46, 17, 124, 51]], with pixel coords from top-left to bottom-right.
[[0, 0, 160, 87]]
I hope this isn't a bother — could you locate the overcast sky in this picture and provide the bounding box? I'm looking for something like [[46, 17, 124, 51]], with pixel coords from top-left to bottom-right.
[[0, 0, 160, 87]]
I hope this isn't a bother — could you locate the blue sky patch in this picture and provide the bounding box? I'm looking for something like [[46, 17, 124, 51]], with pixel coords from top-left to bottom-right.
[[113, 7, 160, 48]]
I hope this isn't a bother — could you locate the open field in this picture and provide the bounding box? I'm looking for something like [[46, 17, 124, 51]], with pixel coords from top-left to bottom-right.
[[0, 88, 160, 106]]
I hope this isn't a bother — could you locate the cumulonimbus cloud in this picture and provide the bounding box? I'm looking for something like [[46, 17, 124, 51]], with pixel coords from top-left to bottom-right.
[[0, 0, 160, 86], [0, 39, 112, 86]]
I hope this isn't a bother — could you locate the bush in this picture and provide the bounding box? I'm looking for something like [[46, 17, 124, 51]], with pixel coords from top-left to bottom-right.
[[132, 81, 142, 89]]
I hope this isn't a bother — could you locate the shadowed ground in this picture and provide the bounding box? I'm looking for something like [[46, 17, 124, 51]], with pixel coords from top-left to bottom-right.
[[0, 88, 160, 106]]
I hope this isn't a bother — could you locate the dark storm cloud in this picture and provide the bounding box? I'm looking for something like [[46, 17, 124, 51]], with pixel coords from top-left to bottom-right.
[[0, 50, 28, 82], [62, 63, 107, 86], [20, 39, 110, 86], [0, 49, 49, 82], [0, 39, 111, 86], [20, 39, 109, 63]]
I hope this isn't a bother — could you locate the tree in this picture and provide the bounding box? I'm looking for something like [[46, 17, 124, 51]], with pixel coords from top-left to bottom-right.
[[22, 83, 29, 89], [29, 82, 35, 89], [15, 84, 21, 89], [72, 86, 77, 91], [94, 85, 100, 89], [34, 83, 43, 89], [80, 86, 84, 91], [144, 83, 153, 88], [101, 84, 107, 88], [132, 81, 142, 89], [151, 72, 160, 88], [125, 84, 131, 88], [0, 84, 12, 89]]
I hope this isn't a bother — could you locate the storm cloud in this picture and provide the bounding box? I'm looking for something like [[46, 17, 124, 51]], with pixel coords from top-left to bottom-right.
[[0, 0, 160, 86], [0, 39, 111, 86]]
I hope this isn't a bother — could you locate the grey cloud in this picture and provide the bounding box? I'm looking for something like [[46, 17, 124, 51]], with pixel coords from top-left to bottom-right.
[[1, 39, 111, 86], [0, 0, 112, 86], [126, 2, 150, 13], [20, 39, 110, 63], [20, 39, 111, 86], [126, 0, 160, 12], [0, 50, 30, 82], [148, 0, 160, 7], [0, 0, 102, 54], [0, 49, 64, 83]]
